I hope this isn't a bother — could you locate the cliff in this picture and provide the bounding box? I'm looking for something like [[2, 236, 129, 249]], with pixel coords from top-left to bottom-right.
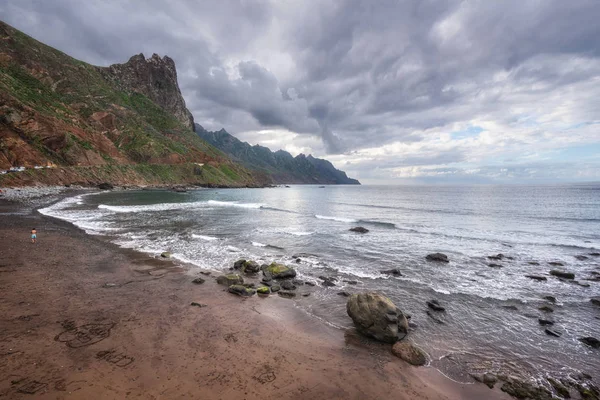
[[195, 124, 360, 185], [0, 21, 262, 187], [99, 53, 194, 131]]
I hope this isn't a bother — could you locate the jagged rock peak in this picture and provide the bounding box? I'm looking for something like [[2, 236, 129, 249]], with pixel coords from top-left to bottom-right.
[[99, 53, 194, 131]]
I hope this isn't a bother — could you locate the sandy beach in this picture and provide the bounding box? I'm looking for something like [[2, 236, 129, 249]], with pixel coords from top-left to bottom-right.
[[0, 195, 515, 400]]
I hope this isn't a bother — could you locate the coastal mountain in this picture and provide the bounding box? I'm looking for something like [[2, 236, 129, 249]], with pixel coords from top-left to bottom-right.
[[0, 21, 261, 187], [195, 124, 360, 185]]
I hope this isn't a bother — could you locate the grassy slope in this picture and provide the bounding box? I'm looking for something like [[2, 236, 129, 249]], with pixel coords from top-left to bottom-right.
[[0, 21, 260, 187]]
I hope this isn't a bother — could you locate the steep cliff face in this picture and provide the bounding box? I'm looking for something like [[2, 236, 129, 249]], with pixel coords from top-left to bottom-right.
[[0, 21, 262, 187], [99, 53, 194, 131], [196, 124, 360, 185]]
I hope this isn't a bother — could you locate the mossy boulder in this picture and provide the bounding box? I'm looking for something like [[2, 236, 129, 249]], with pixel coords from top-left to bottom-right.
[[262, 263, 297, 280], [228, 285, 256, 297], [216, 274, 244, 286], [233, 259, 260, 274], [257, 286, 270, 295], [500, 377, 553, 400]]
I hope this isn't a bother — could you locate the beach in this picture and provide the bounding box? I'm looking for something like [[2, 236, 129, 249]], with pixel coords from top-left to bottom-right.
[[0, 194, 513, 400]]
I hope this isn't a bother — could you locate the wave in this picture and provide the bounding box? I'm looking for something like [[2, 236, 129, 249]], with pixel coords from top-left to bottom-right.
[[315, 214, 358, 223], [192, 234, 219, 241], [207, 200, 263, 209], [252, 241, 267, 247], [98, 202, 205, 213], [314, 214, 396, 228], [260, 206, 297, 214]]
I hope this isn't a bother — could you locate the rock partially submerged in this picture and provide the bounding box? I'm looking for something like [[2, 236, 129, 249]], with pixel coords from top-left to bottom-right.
[[488, 254, 505, 261], [381, 268, 403, 276], [216, 274, 244, 286], [591, 297, 600, 306], [228, 285, 256, 297], [278, 291, 296, 299], [538, 318, 554, 326], [545, 328, 562, 337], [549, 270, 575, 280], [426, 299, 445, 312], [349, 226, 369, 233], [391, 341, 427, 366], [525, 275, 547, 282], [500, 377, 553, 400], [160, 252, 171, 258], [426, 253, 449, 263], [233, 259, 260, 274], [319, 276, 337, 287], [471, 373, 498, 389], [346, 292, 409, 343], [579, 336, 600, 348], [488, 263, 503, 268], [192, 277, 205, 284]]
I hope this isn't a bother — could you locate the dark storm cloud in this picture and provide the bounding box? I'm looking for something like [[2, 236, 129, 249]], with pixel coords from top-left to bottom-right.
[[2, 0, 600, 181]]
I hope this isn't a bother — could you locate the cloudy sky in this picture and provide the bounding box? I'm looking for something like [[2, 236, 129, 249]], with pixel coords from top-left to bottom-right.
[[3, 0, 600, 183]]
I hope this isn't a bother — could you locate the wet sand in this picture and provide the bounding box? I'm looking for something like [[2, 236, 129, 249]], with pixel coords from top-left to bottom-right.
[[0, 199, 511, 399]]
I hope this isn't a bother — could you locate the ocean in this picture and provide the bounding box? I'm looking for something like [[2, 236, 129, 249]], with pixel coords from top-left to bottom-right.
[[39, 184, 600, 382]]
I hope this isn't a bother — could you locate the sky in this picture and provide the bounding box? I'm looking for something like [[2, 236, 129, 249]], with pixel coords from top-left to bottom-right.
[[2, 0, 600, 184]]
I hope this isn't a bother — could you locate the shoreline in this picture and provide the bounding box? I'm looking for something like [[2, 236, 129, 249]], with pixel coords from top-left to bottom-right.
[[0, 195, 512, 399]]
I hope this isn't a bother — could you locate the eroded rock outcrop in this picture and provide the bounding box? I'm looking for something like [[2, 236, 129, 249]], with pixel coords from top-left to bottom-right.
[[346, 292, 409, 343]]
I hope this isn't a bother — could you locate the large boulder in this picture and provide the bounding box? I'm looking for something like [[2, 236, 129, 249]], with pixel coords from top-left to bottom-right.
[[346, 292, 409, 343], [233, 259, 260, 274], [262, 263, 297, 280], [391, 342, 427, 366], [216, 274, 244, 286], [426, 253, 449, 263]]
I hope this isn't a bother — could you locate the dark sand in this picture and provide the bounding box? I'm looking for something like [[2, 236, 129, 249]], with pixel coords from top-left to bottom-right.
[[0, 199, 511, 399]]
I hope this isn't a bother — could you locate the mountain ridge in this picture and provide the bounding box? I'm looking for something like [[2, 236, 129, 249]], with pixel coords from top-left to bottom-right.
[[195, 124, 360, 185], [0, 20, 262, 187]]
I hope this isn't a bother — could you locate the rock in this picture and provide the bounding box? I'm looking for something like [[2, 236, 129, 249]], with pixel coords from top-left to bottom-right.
[[575, 255, 589, 261], [216, 274, 244, 286], [589, 252, 600, 257], [233, 259, 260, 274], [318, 275, 338, 281], [547, 378, 570, 398], [545, 328, 562, 337], [578, 337, 600, 349], [391, 341, 427, 366], [346, 292, 409, 343], [344, 280, 359, 285], [488, 254, 505, 261], [243, 283, 256, 289], [319, 276, 337, 287], [257, 286, 270, 295], [549, 262, 565, 267], [471, 373, 498, 389], [97, 182, 114, 190], [538, 318, 554, 326], [525, 275, 547, 281], [543, 296, 557, 303], [262, 263, 297, 280], [381, 268, 403, 276], [539, 305, 554, 312], [502, 305, 519, 311], [488, 263, 503, 268], [426, 253, 449, 263], [426, 310, 445, 324], [574, 281, 590, 287], [292, 279, 304, 286], [349, 226, 369, 233], [591, 297, 600, 306], [426, 300, 445, 312], [528, 261, 540, 265], [228, 284, 256, 297], [270, 284, 281, 293], [200, 271, 211, 276], [192, 277, 205, 284], [160, 252, 171, 258], [305, 281, 316, 286], [550, 270, 575, 280], [501, 378, 553, 400], [190, 302, 207, 308], [280, 281, 296, 290], [337, 291, 351, 297], [278, 291, 296, 299], [302, 293, 311, 297]]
